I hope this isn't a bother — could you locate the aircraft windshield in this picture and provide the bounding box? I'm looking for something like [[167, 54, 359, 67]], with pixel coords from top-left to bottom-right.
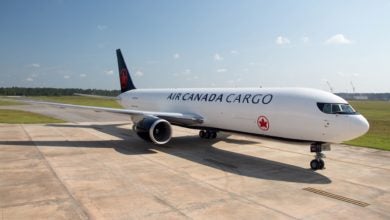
[[317, 103, 357, 115]]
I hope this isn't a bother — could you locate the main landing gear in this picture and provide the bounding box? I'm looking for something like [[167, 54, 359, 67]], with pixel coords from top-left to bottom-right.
[[310, 142, 331, 170], [199, 130, 217, 139]]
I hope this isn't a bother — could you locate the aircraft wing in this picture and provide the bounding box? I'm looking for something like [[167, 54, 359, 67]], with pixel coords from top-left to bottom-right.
[[73, 93, 119, 100], [20, 100, 204, 125]]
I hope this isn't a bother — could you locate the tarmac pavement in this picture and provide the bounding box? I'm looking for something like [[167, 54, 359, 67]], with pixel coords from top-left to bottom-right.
[[0, 105, 389, 219]]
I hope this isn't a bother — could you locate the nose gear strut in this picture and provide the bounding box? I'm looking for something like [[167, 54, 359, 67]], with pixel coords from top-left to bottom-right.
[[310, 142, 331, 170]]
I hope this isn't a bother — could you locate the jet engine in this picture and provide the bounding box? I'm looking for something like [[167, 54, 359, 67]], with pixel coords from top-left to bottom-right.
[[134, 116, 172, 145]]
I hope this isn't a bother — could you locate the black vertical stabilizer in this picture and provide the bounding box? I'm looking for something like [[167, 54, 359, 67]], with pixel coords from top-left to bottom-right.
[[116, 49, 136, 93]]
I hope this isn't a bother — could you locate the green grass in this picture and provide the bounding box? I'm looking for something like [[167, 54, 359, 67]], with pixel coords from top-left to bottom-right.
[[0, 109, 65, 124], [0, 99, 24, 106], [30, 96, 123, 108], [345, 101, 390, 150], [0, 95, 121, 124]]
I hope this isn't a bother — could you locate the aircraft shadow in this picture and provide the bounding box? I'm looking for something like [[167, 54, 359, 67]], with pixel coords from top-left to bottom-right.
[[163, 136, 331, 184], [1, 123, 331, 184]]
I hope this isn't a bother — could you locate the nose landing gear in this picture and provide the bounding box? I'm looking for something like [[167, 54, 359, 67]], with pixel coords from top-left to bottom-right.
[[310, 142, 330, 170]]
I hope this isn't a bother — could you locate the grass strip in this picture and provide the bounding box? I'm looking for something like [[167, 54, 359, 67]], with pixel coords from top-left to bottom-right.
[[0, 109, 65, 124], [0, 99, 25, 106], [345, 101, 390, 151]]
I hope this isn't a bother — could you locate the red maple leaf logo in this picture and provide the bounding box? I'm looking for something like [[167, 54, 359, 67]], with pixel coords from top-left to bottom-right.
[[120, 69, 128, 88], [257, 116, 269, 131]]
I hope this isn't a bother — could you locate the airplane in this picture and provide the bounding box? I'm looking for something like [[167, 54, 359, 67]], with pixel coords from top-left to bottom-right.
[[26, 49, 370, 170]]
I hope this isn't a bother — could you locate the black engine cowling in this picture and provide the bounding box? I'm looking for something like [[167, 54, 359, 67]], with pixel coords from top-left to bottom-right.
[[134, 116, 172, 145]]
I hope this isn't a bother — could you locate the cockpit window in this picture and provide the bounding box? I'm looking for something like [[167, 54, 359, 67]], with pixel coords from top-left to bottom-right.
[[317, 103, 357, 114]]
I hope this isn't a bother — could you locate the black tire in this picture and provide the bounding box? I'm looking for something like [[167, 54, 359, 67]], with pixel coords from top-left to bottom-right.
[[211, 132, 217, 139], [204, 131, 211, 139], [310, 160, 319, 170], [319, 159, 325, 169], [199, 130, 205, 138]]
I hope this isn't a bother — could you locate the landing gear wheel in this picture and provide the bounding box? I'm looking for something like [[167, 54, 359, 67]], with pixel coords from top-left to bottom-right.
[[318, 159, 325, 169], [310, 159, 325, 170], [310, 160, 320, 170], [309, 142, 329, 170], [199, 130, 218, 139]]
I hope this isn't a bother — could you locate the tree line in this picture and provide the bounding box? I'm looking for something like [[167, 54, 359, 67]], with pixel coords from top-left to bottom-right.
[[0, 87, 120, 96]]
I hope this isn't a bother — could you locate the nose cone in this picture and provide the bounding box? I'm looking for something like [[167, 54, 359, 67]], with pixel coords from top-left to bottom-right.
[[349, 115, 370, 140]]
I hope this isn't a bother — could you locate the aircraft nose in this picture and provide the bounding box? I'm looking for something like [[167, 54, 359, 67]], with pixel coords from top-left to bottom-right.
[[350, 115, 370, 138]]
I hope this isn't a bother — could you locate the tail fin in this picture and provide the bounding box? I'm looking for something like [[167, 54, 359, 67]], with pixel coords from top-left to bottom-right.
[[116, 49, 136, 93]]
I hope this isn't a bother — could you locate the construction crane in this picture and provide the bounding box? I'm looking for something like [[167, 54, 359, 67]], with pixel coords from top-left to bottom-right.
[[350, 81, 356, 93], [326, 81, 334, 93]]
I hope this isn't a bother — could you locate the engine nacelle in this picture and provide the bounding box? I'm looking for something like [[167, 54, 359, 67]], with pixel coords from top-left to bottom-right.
[[134, 116, 172, 145]]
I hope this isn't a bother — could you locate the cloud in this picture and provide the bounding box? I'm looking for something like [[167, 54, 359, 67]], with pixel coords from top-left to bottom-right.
[[226, 78, 242, 85], [63, 75, 70, 79], [337, 71, 360, 78], [275, 36, 290, 45], [97, 25, 108, 31], [230, 50, 239, 55], [80, 74, 87, 77], [31, 63, 40, 68], [135, 70, 144, 77], [105, 70, 114, 75], [321, 78, 328, 83], [216, 68, 227, 73], [146, 60, 160, 65], [173, 53, 180, 59], [213, 53, 224, 61], [173, 69, 192, 77], [186, 75, 198, 80], [337, 72, 345, 77], [26, 77, 34, 82], [227, 79, 235, 84], [302, 36, 309, 43], [325, 34, 353, 44]]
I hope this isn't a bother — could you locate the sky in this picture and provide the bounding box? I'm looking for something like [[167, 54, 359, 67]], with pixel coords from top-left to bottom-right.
[[0, 0, 389, 92]]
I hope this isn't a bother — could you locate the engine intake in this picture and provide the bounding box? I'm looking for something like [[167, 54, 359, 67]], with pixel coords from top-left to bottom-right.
[[135, 117, 172, 145]]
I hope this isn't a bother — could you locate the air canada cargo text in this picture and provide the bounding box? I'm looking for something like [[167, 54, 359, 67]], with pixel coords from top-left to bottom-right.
[[166, 93, 273, 104]]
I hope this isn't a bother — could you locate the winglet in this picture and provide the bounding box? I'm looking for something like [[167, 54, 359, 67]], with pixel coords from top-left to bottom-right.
[[116, 49, 136, 93]]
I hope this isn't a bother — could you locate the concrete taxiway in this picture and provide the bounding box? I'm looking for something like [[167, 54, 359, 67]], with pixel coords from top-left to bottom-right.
[[1, 104, 390, 219]]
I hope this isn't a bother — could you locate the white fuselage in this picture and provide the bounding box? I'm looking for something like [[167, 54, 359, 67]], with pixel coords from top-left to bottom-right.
[[118, 87, 369, 143]]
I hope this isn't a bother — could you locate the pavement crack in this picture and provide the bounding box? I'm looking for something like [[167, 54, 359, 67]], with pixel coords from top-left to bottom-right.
[[153, 196, 192, 219], [20, 125, 90, 220], [0, 198, 70, 209]]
